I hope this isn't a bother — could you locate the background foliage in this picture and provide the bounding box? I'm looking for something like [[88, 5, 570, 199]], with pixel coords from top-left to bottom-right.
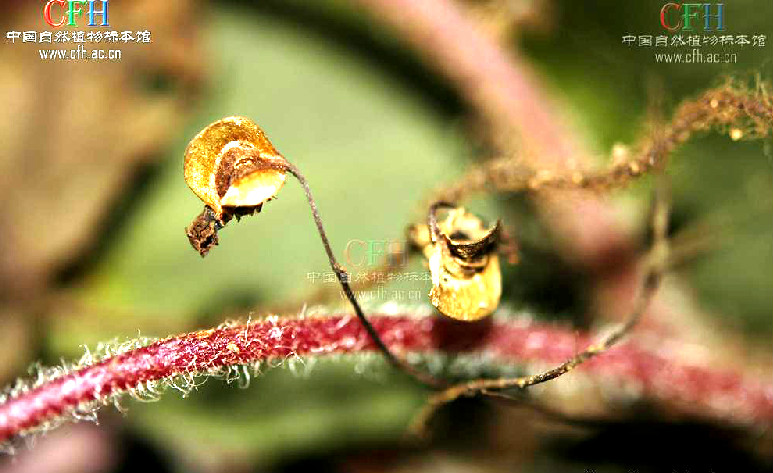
[[1, 1, 771, 472]]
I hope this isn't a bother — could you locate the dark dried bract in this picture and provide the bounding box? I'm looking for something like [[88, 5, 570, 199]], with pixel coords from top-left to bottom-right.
[[444, 221, 501, 260], [186, 206, 221, 257]]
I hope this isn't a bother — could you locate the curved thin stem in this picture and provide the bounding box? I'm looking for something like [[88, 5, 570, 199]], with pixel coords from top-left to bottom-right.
[[427, 201, 456, 244], [283, 161, 445, 389]]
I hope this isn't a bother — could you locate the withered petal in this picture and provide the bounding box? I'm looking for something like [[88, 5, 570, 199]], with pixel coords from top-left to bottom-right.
[[429, 248, 502, 321], [220, 169, 286, 207], [443, 220, 501, 260]]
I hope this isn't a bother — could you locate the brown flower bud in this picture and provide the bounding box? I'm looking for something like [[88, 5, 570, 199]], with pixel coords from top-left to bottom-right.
[[183, 117, 288, 256]]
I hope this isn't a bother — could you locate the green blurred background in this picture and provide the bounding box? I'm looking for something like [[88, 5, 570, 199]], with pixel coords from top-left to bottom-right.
[[0, 1, 771, 472]]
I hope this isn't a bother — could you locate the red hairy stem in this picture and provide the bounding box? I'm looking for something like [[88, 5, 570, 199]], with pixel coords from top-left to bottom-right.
[[2, 314, 772, 444]]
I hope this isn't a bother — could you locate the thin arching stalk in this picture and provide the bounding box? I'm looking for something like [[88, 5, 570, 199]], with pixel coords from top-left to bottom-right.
[[283, 161, 445, 389]]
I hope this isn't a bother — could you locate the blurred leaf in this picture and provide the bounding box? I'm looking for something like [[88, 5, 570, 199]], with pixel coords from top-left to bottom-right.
[[0, 0, 203, 297]]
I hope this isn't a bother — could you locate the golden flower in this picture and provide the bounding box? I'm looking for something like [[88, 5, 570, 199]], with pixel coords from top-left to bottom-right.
[[183, 117, 288, 256], [409, 206, 502, 321]]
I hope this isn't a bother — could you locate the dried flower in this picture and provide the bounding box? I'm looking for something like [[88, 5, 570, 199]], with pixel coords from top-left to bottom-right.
[[410, 205, 502, 321], [183, 117, 288, 255]]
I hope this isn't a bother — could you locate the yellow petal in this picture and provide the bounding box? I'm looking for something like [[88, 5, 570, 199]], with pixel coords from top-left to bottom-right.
[[220, 168, 286, 207], [429, 249, 501, 321]]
